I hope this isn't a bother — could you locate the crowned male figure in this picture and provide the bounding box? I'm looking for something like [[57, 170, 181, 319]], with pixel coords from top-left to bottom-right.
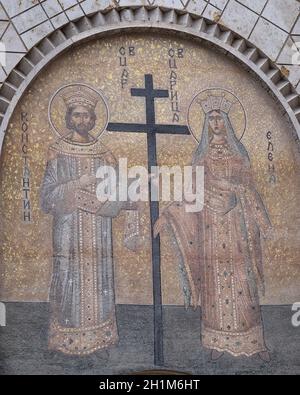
[[40, 85, 137, 355]]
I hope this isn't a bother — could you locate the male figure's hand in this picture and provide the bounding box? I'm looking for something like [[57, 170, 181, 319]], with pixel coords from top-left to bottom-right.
[[79, 174, 97, 188]]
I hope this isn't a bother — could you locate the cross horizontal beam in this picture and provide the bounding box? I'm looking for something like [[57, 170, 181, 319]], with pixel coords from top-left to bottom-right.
[[131, 88, 169, 98], [107, 123, 190, 134]]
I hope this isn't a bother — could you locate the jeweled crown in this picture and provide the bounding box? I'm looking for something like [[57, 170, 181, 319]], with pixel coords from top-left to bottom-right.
[[198, 94, 233, 114], [60, 85, 99, 110]]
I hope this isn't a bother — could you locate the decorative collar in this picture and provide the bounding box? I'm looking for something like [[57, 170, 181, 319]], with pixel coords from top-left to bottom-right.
[[49, 137, 110, 158]]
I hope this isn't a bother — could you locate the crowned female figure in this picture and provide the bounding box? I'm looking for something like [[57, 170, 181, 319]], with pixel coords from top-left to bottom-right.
[[154, 93, 272, 361]]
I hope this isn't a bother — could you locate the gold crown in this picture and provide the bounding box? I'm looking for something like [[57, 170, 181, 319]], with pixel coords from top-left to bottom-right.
[[197, 94, 233, 114], [60, 85, 100, 109]]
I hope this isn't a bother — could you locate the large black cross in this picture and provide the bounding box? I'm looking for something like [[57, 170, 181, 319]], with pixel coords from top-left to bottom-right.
[[107, 74, 190, 366]]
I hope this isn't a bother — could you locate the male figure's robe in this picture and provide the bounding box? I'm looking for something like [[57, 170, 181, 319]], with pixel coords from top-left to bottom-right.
[[40, 139, 127, 355]]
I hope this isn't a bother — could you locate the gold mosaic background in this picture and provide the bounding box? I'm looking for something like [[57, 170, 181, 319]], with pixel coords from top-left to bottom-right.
[[0, 33, 300, 305]]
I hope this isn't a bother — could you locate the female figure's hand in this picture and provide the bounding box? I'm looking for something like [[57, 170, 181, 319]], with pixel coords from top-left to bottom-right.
[[153, 215, 167, 238]]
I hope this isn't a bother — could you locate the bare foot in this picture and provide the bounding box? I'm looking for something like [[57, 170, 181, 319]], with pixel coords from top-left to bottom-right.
[[258, 351, 271, 362], [211, 349, 224, 361]]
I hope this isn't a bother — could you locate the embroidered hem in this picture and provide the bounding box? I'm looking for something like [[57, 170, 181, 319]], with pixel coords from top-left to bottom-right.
[[48, 317, 118, 355], [202, 325, 267, 357]]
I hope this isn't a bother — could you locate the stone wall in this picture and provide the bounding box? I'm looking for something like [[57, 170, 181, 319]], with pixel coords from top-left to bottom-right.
[[0, 0, 299, 89]]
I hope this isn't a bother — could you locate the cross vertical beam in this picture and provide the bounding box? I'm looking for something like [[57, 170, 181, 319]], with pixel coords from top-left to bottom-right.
[[107, 74, 190, 366]]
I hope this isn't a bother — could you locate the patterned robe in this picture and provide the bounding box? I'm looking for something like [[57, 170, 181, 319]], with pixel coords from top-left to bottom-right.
[[40, 139, 125, 355], [162, 143, 272, 356]]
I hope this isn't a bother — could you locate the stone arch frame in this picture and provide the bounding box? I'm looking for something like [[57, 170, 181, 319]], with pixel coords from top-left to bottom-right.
[[0, 4, 300, 154]]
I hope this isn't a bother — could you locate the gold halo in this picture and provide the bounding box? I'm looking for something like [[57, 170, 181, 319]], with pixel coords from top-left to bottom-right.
[[187, 88, 247, 143], [48, 83, 109, 146]]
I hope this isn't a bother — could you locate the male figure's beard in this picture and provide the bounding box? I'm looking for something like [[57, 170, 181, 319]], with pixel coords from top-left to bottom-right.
[[72, 123, 93, 136]]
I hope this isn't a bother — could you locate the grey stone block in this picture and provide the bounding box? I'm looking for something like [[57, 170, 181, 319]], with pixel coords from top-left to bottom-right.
[[51, 12, 69, 29], [296, 81, 300, 94], [277, 37, 298, 64], [250, 17, 288, 61], [262, 0, 299, 32], [0, 21, 9, 38], [237, 0, 267, 14], [0, 66, 6, 83], [280, 65, 300, 87], [21, 20, 54, 49], [0, 3, 9, 20], [186, 0, 207, 15], [209, 0, 228, 11], [117, 0, 144, 6], [43, 0, 64, 18], [220, 0, 258, 38], [66, 4, 85, 21], [202, 3, 221, 22], [1, 0, 36, 18], [1, 23, 27, 52], [152, 0, 185, 9], [58, 0, 78, 10], [81, 0, 112, 15], [3, 52, 24, 75], [292, 16, 300, 34], [12, 5, 48, 34]]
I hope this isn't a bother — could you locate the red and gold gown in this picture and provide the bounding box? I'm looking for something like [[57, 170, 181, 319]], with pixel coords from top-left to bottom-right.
[[161, 142, 271, 356]]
